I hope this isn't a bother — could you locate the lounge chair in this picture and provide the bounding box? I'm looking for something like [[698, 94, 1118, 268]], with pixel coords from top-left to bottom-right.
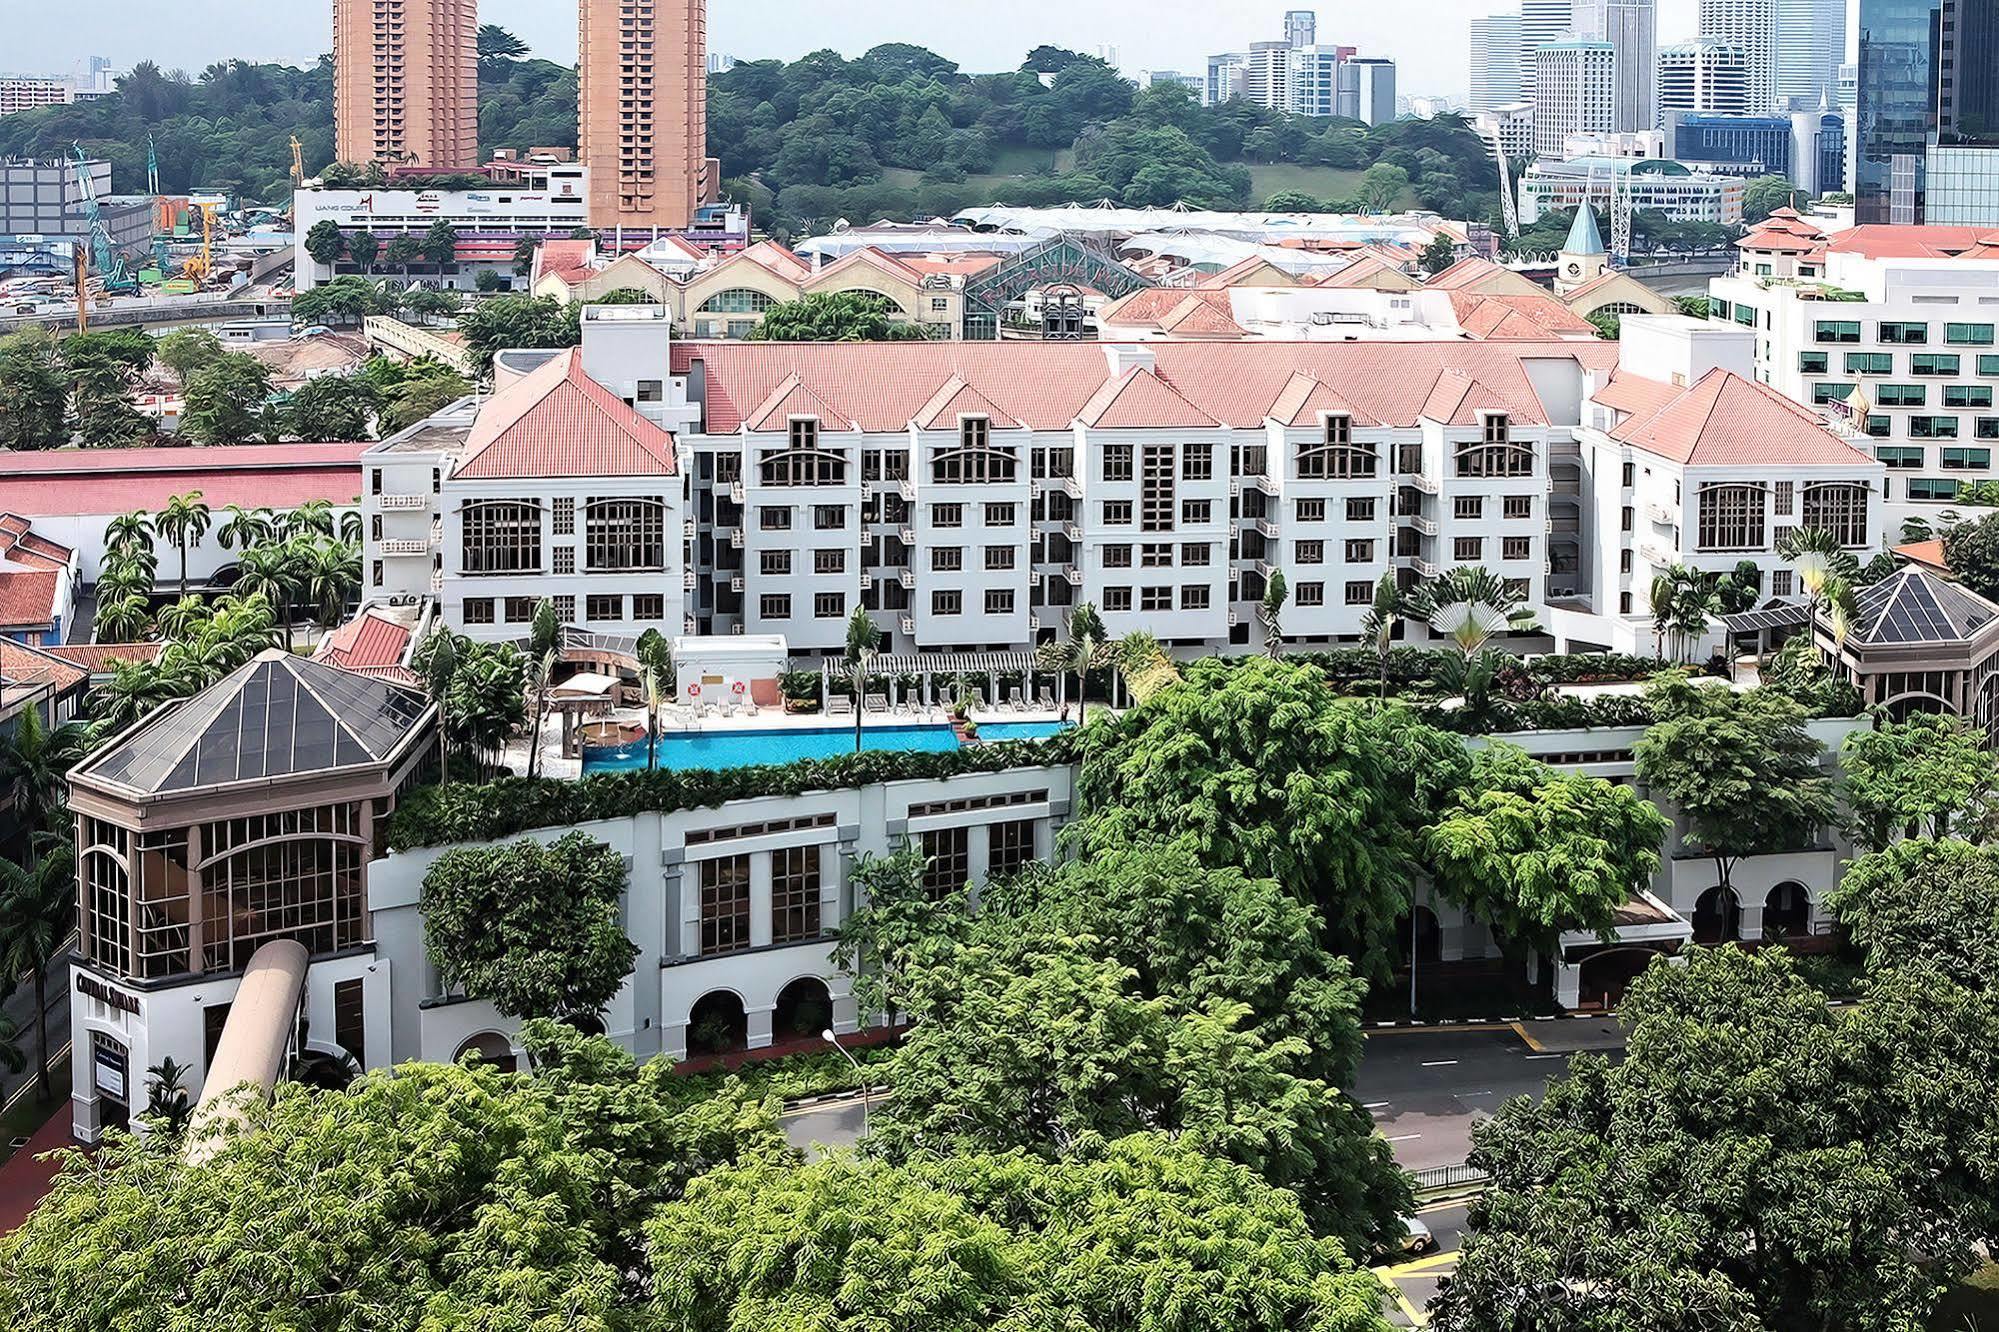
[[1007, 687, 1027, 711], [864, 692, 891, 715], [828, 695, 854, 717], [1038, 686, 1056, 710]]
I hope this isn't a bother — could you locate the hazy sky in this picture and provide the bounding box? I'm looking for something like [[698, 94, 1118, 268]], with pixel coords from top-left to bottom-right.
[[7, 0, 1705, 97]]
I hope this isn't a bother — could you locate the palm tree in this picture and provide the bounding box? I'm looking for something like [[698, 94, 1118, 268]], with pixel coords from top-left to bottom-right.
[[301, 540, 363, 630], [1035, 603, 1114, 726], [89, 659, 181, 734], [1405, 566, 1539, 662], [338, 509, 364, 546], [153, 491, 212, 597], [102, 510, 153, 556], [234, 544, 306, 651], [154, 594, 211, 640], [523, 599, 561, 780], [93, 561, 154, 607], [93, 594, 154, 644], [1667, 568, 1721, 663], [414, 628, 460, 784], [283, 500, 336, 540], [0, 708, 90, 839], [144, 1056, 193, 1136], [1360, 573, 1402, 699], [642, 662, 669, 772], [1259, 572, 1289, 659], [1649, 573, 1676, 659], [215, 504, 274, 553], [1115, 631, 1182, 706], [844, 605, 880, 754], [1777, 526, 1857, 657], [0, 843, 76, 1103]]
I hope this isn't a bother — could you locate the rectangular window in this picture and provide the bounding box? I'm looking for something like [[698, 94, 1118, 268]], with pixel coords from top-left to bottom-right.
[[1879, 321, 1928, 344], [1182, 542, 1211, 567], [1621, 461, 1635, 487], [553, 595, 576, 623], [587, 594, 623, 622], [1979, 419, 1999, 441], [1295, 581, 1326, 607], [505, 597, 538, 623], [1296, 540, 1325, 565], [814, 505, 846, 531], [922, 827, 970, 898], [760, 506, 792, 531], [1344, 539, 1375, 563], [1102, 444, 1134, 482], [985, 589, 1016, 615], [1141, 444, 1176, 532], [1911, 353, 1962, 377], [1845, 351, 1893, 375], [1912, 416, 1961, 438], [1799, 351, 1830, 374], [551, 496, 575, 536], [1180, 585, 1210, 610], [760, 550, 792, 576], [1502, 536, 1531, 561], [1867, 415, 1893, 438], [1345, 580, 1373, 605], [1948, 323, 1996, 346], [552, 547, 575, 576], [985, 503, 1017, 526], [1946, 385, 1994, 408], [1942, 448, 1993, 471], [1181, 499, 1211, 525], [464, 598, 495, 625], [1297, 417, 1375, 479], [932, 590, 962, 615], [1812, 383, 1854, 404], [1772, 569, 1795, 596], [1455, 416, 1531, 477], [1621, 506, 1633, 532], [632, 594, 665, 621], [815, 548, 847, 575], [988, 820, 1037, 881], [1503, 495, 1533, 520], [1774, 480, 1794, 516], [1814, 320, 1861, 343], [1908, 478, 1964, 501], [334, 978, 366, 1068], [984, 545, 1016, 570], [769, 846, 823, 944], [1877, 445, 1925, 468], [1801, 483, 1870, 547], [1453, 495, 1484, 520], [1103, 586, 1133, 611], [1453, 536, 1482, 561], [1103, 544, 1132, 569], [700, 855, 752, 956], [1140, 586, 1172, 612], [1981, 355, 1999, 376], [815, 592, 845, 618], [1102, 501, 1133, 525], [1340, 498, 1369, 522], [759, 594, 792, 619], [1696, 483, 1767, 551], [1182, 446, 1215, 481], [931, 546, 964, 573], [932, 503, 963, 528], [1877, 384, 1927, 407], [1734, 304, 1756, 327], [462, 500, 543, 574]]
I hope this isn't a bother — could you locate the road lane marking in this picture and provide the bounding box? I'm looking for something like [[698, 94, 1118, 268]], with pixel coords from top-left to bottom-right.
[[1459, 1089, 1493, 1096], [1523, 1053, 1565, 1060], [1421, 1059, 1459, 1067], [1509, 1020, 1548, 1052], [1386, 1133, 1423, 1142], [1363, 1101, 1392, 1109]]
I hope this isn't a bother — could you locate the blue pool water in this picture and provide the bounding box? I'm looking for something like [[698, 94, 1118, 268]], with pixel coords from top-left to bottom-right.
[[583, 720, 1073, 774]]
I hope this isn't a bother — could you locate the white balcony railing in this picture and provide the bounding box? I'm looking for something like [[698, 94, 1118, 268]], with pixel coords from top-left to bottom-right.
[[378, 494, 429, 511], [378, 538, 430, 555]]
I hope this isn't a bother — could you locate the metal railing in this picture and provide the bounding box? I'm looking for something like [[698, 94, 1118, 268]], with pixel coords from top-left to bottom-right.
[[1412, 1163, 1489, 1193]]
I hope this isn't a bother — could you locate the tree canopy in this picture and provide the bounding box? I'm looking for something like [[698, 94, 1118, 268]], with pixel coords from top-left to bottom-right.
[[1829, 837, 1999, 984], [1840, 711, 1999, 850], [747, 290, 933, 342]]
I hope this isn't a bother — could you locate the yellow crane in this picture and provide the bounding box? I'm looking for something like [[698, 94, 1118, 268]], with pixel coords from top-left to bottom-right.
[[290, 135, 305, 188], [73, 243, 91, 335], [182, 203, 218, 286]]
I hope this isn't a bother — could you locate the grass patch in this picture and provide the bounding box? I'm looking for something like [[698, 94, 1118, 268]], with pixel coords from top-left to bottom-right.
[[0, 1053, 71, 1166], [1931, 1264, 1999, 1331], [1247, 163, 1388, 207]]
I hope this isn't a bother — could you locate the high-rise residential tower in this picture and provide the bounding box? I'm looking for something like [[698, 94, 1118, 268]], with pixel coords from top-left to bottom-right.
[[1773, 0, 1847, 105], [1285, 9, 1319, 46], [331, 0, 479, 169], [1698, 0, 1778, 110], [1519, 0, 1576, 105], [1469, 12, 1525, 115], [1534, 41, 1619, 154], [579, 0, 712, 230], [1578, 0, 1657, 130]]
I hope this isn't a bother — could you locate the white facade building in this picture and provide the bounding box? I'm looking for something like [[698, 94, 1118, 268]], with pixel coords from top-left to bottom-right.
[[1773, 0, 1845, 107], [1519, 0, 1577, 106], [1477, 102, 1539, 161], [1697, 0, 1777, 111], [1241, 42, 1294, 111], [1534, 42, 1620, 156], [1206, 52, 1248, 105], [1659, 38, 1753, 120], [1520, 156, 1747, 223], [1711, 213, 1999, 518], [1470, 13, 1525, 116]]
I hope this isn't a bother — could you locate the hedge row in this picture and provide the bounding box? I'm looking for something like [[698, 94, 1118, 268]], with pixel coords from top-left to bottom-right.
[[387, 732, 1084, 849]]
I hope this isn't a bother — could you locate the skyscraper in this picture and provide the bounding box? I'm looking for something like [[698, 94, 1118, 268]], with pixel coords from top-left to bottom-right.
[[331, 0, 479, 169], [1241, 41, 1295, 110], [1519, 0, 1577, 105], [1285, 10, 1319, 47], [1849, 0, 1938, 222], [1578, 0, 1657, 131], [1924, 0, 1999, 221], [1659, 38, 1753, 119], [1698, 0, 1778, 110], [1773, 0, 1847, 105], [1534, 41, 1618, 154], [1469, 12, 1524, 115], [579, 0, 712, 230]]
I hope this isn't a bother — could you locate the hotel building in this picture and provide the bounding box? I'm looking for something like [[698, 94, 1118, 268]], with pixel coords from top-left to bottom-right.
[[331, 0, 480, 170]]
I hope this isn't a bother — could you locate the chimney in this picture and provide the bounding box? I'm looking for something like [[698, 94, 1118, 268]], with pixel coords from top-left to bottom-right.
[[1102, 344, 1157, 378]]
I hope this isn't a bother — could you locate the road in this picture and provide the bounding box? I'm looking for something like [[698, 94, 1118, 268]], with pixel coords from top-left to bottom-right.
[[0, 956, 71, 1119]]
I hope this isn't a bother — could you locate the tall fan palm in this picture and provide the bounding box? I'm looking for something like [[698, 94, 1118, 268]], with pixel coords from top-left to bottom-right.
[[215, 504, 274, 552], [102, 510, 153, 555], [844, 605, 880, 754], [642, 662, 669, 772], [1649, 573, 1676, 659], [153, 491, 212, 597], [1776, 526, 1857, 656], [301, 540, 363, 629], [1035, 603, 1114, 726], [0, 843, 77, 1104], [1259, 572, 1289, 660], [1359, 573, 1402, 699], [0, 706, 90, 838], [1404, 566, 1540, 661], [283, 500, 336, 540]]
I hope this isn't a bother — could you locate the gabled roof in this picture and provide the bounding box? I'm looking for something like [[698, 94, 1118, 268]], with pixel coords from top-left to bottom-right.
[[1605, 366, 1876, 467], [76, 651, 433, 798], [799, 245, 925, 290], [1157, 295, 1249, 338], [1564, 205, 1607, 258], [534, 239, 598, 287], [1197, 256, 1300, 289], [1099, 287, 1233, 330], [37, 642, 164, 675], [1315, 252, 1419, 290], [0, 572, 62, 629], [0, 514, 72, 571], [1425, 256, 1546, 297], [1450, 291, 1600, 339], [736, 239, 813, 281], [0, 639, 87, 697], [1823, 225, 1999, 261], [1421, 370, 1515, 425], [743, 373, 861, 433], [912, 376, 1020, 430], [456, 351, 677, 479], [1267, 371, 1381, 427], [1076, 366, 1220, 429], [1559, 270, 1675, 312], [314, 607, 415, 673], [1852, 569, 1999, 646]]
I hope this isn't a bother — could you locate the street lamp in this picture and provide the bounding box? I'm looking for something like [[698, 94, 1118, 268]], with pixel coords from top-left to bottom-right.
[[822, 1028, 870, 1136]]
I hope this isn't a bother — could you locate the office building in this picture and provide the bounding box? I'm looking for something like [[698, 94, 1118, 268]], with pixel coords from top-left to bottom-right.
[[1288, 47, 1343, 116], [1520, 0, 1577, 105], [1666, 110, 1847, 190], [1286, 9, 1319, 46], [1534, 42, 1620, 155], [1698, 0, 1778, 111], [0, 157, 150, 260], [1469, 13, 1525, 115], [1241, 41, 1294, 110], [1774, 0, 1847, 105], [1340, 58, 1400, 126], [1924, 0, 1999, 223], [1714, 212, 1999, 512], [1477, 102, 1539, 159], [1659, 39, 1753, 119], [1579, 0, 1658, 131], [331, 0, 479, 170], [1849, 0, 1938, 222], [580, 0, 714, 230], [1144, 70, 1206, 96], [1206, 52, 1249, 104], [1520, 155, 1748, 222]]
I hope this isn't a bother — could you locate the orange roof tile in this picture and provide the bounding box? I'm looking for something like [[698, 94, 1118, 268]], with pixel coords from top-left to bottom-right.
[[456, 352, 677, 479], [1607, 367, 1876, 467], [38, 642, 164, 674], [1450, 291, 1600, 339], [912, 377, 1020, 430], [0, 571, 62, 629], [315, 609, 414, 672], [743, 373, 861, 433], [1157, 296, 1249, 338], [0, 639, 87, 696], [1823, 225, 1999, 260], [1076, 367, 1220, 429], [1267, 371, 1381, 427]]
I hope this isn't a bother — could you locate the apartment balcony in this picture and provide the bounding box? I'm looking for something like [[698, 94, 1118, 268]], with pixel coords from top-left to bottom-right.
[[1254, 519, 1280, 540], [1062, 477, 1084, 500], [899, 569, 917, 590], [1254, 474, 1281, 497], [899, 526, 916, 547], [1412, 556, 1440, 578], [898, 479, 917, 502], [429, 571, 443, 593], [1405, 515, 1439, 537], [1063, 522, 1083, 542], [378, 538, 431, 556], [901, 617, 917, 637], [378, 494, 429, 511], [1638, 541, 1674, 566], [1407, 473, 1441, 495], [1646, 502, 1678, 526], [730, 576, 745, 593], [1064, 566, 1083, 586]]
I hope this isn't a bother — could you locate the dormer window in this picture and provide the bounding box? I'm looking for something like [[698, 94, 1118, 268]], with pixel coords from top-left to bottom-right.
[[961, 416, 990, 450], [790, 418, 819, 451], [1483, 413, 1510, 446], [1297, 416, 1374, 479]]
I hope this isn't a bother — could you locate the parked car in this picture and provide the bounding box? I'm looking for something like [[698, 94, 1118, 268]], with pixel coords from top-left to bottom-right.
[[1402, 1216, 1439, 1256]]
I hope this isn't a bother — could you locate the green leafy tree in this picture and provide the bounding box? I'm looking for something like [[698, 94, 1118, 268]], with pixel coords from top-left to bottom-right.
[[1840, 711, 1999, 850], [1740, 174, 1801, 223], [421, 220, 459, 268], [1259, 570, 1289, 658], [0, 330, 69, 450], [303, 219, 346, 267], [346, 229, 379, 273], [1034, 603, 1114, 725], [649, 1136, 1394, 1332], [298, 538, 362, 629], [0, 705, 90, 841], [512, 235, 539, 277], [412, 626, 459, 782], [1944, 513, 1999, 601], [420, 832, 640, 1021], [748, 290, 930, 342], [1632, 673, 1838, 907], [153, 328, 223, 384], [382, 236, 424, 271], [1360, 572, 1402, 698], [0, 1021, 781, 1328], [290, 275, 394, 327], [1419, 232, 1459, 275], [1829, 838, 1999, 984], [285, 375, 378, 441], [1423, 743, 1669, 956], [832, 841, 974, 1023], [181, 353, 275, 444], [457, 295, 581, 374], [1356, 161, 1411, 211]]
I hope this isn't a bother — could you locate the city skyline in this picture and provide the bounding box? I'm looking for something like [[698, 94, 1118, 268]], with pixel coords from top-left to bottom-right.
[[5, 0, 1710, 97]]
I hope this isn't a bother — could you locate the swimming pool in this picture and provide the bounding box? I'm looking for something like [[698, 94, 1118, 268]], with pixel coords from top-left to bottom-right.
[[583, 720, 1073, 773]]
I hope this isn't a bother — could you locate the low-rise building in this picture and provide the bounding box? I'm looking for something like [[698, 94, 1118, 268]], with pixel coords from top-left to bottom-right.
[[1520, 157, 1747, 226], [0, 514, 78, 646]]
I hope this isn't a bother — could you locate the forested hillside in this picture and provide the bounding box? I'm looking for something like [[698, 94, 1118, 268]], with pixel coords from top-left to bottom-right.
[[0, 33, 1497, 236]]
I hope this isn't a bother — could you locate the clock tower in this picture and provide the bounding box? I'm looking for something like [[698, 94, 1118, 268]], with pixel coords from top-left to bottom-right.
[[1555, 203, 1609, 296]]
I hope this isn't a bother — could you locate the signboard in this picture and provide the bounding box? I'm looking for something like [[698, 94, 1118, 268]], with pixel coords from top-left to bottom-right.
[[94, 1042, 126, 1101]]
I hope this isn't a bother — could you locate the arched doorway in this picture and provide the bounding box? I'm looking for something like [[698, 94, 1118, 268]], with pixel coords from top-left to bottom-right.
[[1762, 882, 1810, 943], [1692, 886, 1741, 945], [773, 977, 834, 1042], [1577, 947, 1664, 1012], [687, 990, 749, 1057], [453, 1031, 517, 1073], [1396, 906, 1444, 966]]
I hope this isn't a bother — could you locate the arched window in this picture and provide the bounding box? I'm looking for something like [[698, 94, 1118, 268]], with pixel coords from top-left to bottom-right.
[[82, 819, 132, 975], [698, 288, 778, 314], [1297, 415, 1376, 479], [461, 499, 542, 574], [759, 440, 848, 487], [932, 441, 1019, 485], [1454, 414, 1534, 478], [198, 805, 367, 973], [1697, 483, 1767, 551], [584, 497, 668, 571], [1801, 482, 1870, 548]]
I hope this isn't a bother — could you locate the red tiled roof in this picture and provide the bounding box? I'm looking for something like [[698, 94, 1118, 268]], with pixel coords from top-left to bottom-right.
[[676, 340, 1622, 434], [743, 373, 861, 433], [1422, 370, 1517, 425], [1894, 539, 1949, 572], [1737, 230, 1823, 253], [1823, 225, 1999, 261], [456, 351, 678, 479], [890, 252, 1007, 278], [535, 239, 598, 286], [736, 240, 812, 282], [801, 246, 926, 289], [1593, 370, 1683, 420], [0, 571, 61, 629], [1267, 372, 1381, 427], [0, 443, 371, 475], [1100, 288, 1234, 329], [0, 514, 72, 571], [1315, 253, 1411, 289], [0, 639, 87, 695], [1450, 291, 1600, 339], [1157, 296, 1249, 338], [1425, 256, 1512, 290], [913, 377, 1020, 430], [1197, 256, 1299, 289], [38, 642, 165, 674], [1605, 367, 1876, 467], [315, 609, 414, 672], [1077, 367, 1220, 429]]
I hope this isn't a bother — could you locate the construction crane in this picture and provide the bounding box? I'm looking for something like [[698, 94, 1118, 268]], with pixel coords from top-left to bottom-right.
[[69, 143, 136, 295], [290, 135, 306, 188], [181, 202, 219, 286], [146, 134, 172, 279]]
